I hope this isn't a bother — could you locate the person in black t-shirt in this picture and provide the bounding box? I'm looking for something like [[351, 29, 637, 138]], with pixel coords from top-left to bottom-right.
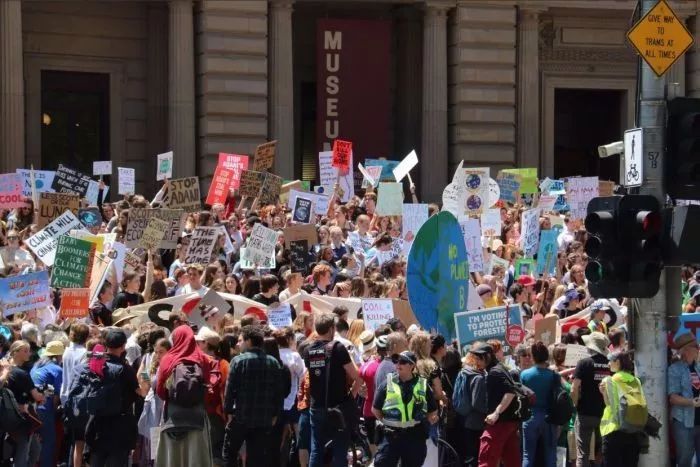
[[303, 312, 362, 467], [112, 272, 145, 309], [90, 280, 114, 326], [571, 332, 611, 467]]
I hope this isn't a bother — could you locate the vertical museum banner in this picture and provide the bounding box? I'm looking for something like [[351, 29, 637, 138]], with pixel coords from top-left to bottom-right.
[[316, 19, 392, 168]]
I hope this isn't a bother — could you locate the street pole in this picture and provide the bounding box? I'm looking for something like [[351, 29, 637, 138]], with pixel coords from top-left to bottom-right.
[[635, 1, 673, 465]]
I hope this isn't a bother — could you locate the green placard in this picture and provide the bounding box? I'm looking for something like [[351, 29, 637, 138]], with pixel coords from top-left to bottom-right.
[[51, 235, 95, 288], [514, 258, 536, 279], [503, 168, 538, 194]]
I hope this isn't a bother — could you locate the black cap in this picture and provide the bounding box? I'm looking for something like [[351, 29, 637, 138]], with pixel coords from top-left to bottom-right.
[[468, 343, 494, 356], [104, 329, 127, 349], [397, 350, 417, 365]]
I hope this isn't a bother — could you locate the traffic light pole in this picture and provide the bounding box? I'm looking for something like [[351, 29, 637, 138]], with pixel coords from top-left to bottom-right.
[[636, 1, 677, 465]]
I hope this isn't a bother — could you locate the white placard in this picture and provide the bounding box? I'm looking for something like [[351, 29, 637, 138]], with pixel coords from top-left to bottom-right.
[[242, 223, 279, 266], [442, 182, 466, 218], [268, 303, 293, 329], [459, 217, 484, 273], [481, 208, 502, 237], [184, 227, 219, 264], [362, 299, 394, 331], [319, 151, 354, 202], [392, 150, 419, 182], [520, 208, 541, 258], [218, 226, 235, 255], [118, 167, 135, 195], [93, 161, 112, 176], [287, 189, 329, 216], [402, 204, 429, 255], [16, 169, 55, 197], [488, 178, 500, 208], [157, 151, 173, 181], [566, 177, 599, 220], [25, 211, 86, 266], [564, 344, 590, 367], [537, 194, 558, 212]]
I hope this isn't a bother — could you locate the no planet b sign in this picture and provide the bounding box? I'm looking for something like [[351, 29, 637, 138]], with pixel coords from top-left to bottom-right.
[[407, 211, 469, 338]]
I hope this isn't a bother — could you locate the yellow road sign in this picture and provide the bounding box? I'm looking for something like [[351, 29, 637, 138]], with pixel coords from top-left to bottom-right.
[[627, 0, 694, 77]]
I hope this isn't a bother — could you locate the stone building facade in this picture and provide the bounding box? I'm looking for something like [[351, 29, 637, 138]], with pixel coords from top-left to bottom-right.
[[0, 0, 698, 200]]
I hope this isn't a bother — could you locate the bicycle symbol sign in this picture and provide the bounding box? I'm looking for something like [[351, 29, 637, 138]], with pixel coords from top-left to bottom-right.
[[623, 128, 643, 188]]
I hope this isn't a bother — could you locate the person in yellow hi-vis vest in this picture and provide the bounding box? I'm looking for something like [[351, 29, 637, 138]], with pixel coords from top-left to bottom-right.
[[371, 351, 439, 467], [598, 350, 646, 467]]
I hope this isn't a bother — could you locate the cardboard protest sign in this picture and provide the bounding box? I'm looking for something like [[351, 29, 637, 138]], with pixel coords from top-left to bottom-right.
[[287, 189, 329, 216], [239, 247, 276, 270], [156, 151, 173, 181], [534, 315, 559, 346], [26, 211, 85, 266], [319, 151, 354, 202], [292, 197, 313, 224], [454, 305, 524, 352], [393, 150, 418, 182], [16, 169, 55, 197], [502, 168, 537, 194], [376, 182, 403, 216], [481, 208, 501, 237], [407, 211, 469, 338], [402, 204, 429, 255], [520, 208, 541, 258], [52, 165, 90, 197], [268, 303, 293, 329], [332, 139, 352, 172], [125, 208, 184, 249], [51, 235, 96, 288], [497, 171, 522, 204], [0, 173, 25, 209], [60, 288, 90, 318], [253, 140, 277, 172], [536, 229, 558, 276], [242, 223, 278, 266], [184, 227, 219, 264], [289, 240, 312, 273], [78, 207, 102, 230], [459, 217, 484, 273], [259, 172, 283, 205], [206, 164, 234, 206], [514, 258, 536, 278], [38, 192, 80, 228], [93, 161, 112, 176], [239, 170, 265, 198], [599, 180, 615, 197], [564, 344, 590, 367], [166, 177, 201, 212], [0, 271, 51, 317], [284, 224, 317, 249], [139, 217, 169, 251], [566, 177, 599, 220], [218, 153, 249, 188], [362, 299, 394, 331]]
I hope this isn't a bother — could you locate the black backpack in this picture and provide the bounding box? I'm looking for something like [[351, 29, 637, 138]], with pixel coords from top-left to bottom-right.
[[498, 367, 535, 422], [545, 371, 575, 426], [168, 363, 205, 407], [0, 387, 27, 433], [65, 363, 124, 422]]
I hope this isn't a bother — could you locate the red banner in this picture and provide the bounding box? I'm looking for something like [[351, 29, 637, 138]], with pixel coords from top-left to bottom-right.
[[218, 153, 249, 189], [206, 165, 235, 206], [316, 19, 392, 167]]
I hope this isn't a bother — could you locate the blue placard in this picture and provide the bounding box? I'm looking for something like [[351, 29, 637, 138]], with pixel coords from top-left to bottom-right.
[[454, 305, 524, 352], [0, 271, 51, 316], [676, 313, 700, 342], [365, 158, 400, 182], [536, 229, 558, 276]]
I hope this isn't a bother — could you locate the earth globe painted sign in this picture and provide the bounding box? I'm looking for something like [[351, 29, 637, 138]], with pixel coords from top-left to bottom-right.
[[407, 211, 469, 338]]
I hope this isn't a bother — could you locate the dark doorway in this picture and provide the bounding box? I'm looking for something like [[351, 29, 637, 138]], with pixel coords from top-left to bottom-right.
[[41, 70, 109, 174], [554, 89, 624, 182]]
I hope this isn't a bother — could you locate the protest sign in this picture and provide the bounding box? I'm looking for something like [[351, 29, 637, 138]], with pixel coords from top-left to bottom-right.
[[442, 182, 467, 218], [520, 208, 541, 258], [88, 253, 111, 307], [0, 271, 51, 317], [268, 303, 293, 329], [16, 169, 55, 197], [461, 167, 490, 216], [487, 254, 510, 275], [26, 211, 85, 266], [541, 178, 566, 195], [84, 179, 109, 206], [407, 211, 469, 338], [239, 247, 276, 270], [206, 164, 234, 206], [365, 158, 399, 182], [362, 299, 394, 331], [393, 150, 418, 182], [52, 165, 90, 196], [253, 141, 277, 172], [347, 231, 373, 254], [564, 344, 590, 367], [676, 313, 700, 343], [537, 194, 558, 212], [38, 192, 80, 228], [0, 173, 24, 209], [156, 151, 173, 180], [514, 258, 536, 278], [70, 230, 104, 253], [497, 171, 522, 204], [287, 189, 329, 216], [217, 226, 235, 256], [376, 182, 403, 216], [319, 151, 354, 202], [358, 163, 380, 188], [218, 153, 249, 188], [402, 204, 429, 255], [284, 224, 317, 249], [124, 251, 142, 275], [78, 207, 102, 230], [60, 288, 90, 318], [292, 197, 313, 224], [566, 177, 599, 220], [104, 240, 126, 282], [454, 305, 524, 351], [332, 139, 352, 172], [139, 217, 169, 251], [243, 223, 278, 266], [503, 168, 538, 193], [187, 289, 232, 330], [536, 229, 558, 276], [459, 217, 484, 273], [184, 227, 218, 264], [481, 208, 501, 237], [289, 240, 312, 273], [167, 177, 200, 212], [259, 173, 283, 205], [239, 170, 265, 198], [535, 315, 559, 346], [51, 235, 96, 288], [125, 208, 184, 249], [599, 180, 615, 197], [93, 161, 112, 176]]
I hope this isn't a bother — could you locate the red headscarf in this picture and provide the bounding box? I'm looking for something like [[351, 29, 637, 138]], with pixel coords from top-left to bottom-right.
[[156, 325, 211, 400], [89, 344, 107, 378]]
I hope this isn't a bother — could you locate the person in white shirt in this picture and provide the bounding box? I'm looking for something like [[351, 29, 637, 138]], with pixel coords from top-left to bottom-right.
[[60, 323, 90, 467], [279, 271, 304, 302], [177, 264, 209, 298], [275, 327, 306, 430]]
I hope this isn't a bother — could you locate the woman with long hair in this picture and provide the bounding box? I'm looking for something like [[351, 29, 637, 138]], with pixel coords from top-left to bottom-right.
[[224, 274, 242, 295], [113, 271, 145, 309], [346, 319, 365, 348], [292, 311, 313, 340]]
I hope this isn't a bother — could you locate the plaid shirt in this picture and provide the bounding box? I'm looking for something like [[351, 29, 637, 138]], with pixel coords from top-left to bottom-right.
[[224, 348, 285, 427]]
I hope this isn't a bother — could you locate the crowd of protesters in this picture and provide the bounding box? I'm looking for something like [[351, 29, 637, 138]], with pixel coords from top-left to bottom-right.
[[0, 172, 696, 467]]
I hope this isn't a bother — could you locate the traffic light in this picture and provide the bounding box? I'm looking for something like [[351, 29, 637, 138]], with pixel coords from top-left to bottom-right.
[[667, 98, 700, 200], [584, 195, 662, 298]]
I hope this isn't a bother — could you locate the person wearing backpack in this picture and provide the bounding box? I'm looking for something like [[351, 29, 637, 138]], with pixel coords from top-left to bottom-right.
[[155, 324, 213, 466], [599, 350, 645, 467], [452, 343, 488, 467], [668, 335, 700, 467]]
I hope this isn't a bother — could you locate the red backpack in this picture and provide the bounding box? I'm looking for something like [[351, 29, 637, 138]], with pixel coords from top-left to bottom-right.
[[204, 358, 224, 415]]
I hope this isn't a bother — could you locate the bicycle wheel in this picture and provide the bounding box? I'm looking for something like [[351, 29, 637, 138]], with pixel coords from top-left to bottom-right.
[[437, 438, 461, 467]]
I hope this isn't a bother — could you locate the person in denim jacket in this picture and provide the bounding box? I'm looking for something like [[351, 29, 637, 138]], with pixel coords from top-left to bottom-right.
[[668, 335, 700, 467]]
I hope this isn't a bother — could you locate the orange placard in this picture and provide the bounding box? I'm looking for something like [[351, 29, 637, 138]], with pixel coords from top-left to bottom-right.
[[60, 288, 90, 318]]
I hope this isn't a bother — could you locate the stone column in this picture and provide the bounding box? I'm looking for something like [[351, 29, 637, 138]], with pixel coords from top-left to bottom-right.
[[269, 0, 295, 179], [148, 3, 168, 193], [517, 7, 543, 170], [169, 0, 196, 178], [0, 0, 24, 173], [396, 5, 422, 159], [421, 1, 452, 202]]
